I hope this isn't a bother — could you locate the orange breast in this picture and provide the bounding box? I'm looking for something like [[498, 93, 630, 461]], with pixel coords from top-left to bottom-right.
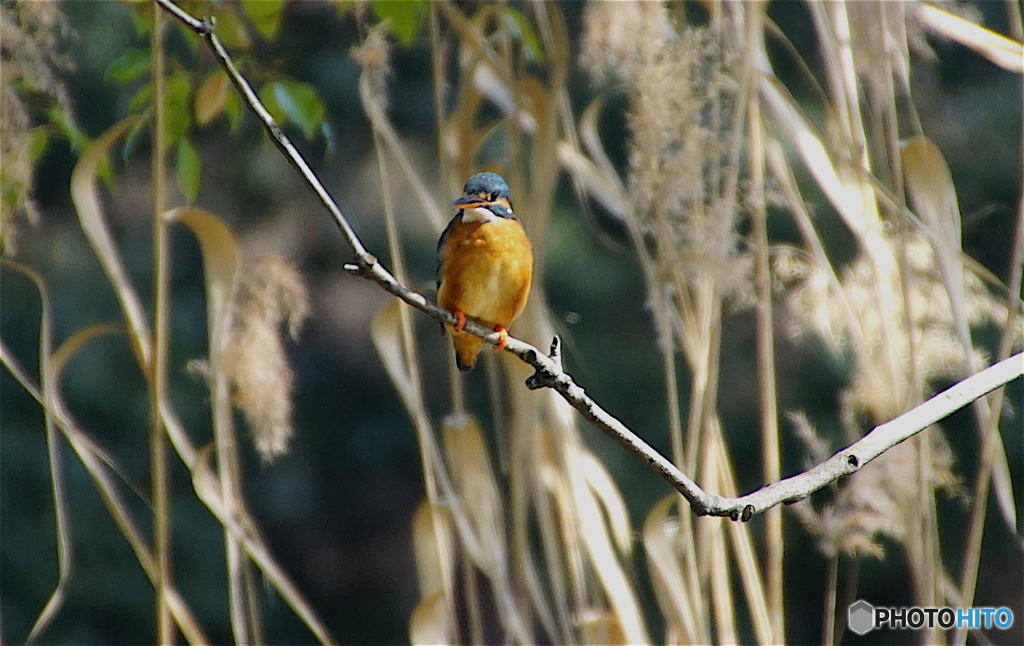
[[437, 216, 533, 330]]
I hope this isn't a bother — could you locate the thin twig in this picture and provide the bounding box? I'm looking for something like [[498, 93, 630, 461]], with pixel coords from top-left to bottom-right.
[[155, 0, 1023, 522]]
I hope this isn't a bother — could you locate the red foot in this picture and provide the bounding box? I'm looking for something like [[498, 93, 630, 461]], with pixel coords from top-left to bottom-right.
[[452, 311, 467, 331], [492, 325, 508, 350]]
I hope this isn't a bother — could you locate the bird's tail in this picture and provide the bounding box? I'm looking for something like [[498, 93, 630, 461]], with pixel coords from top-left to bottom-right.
[[451, 331, 483, 371]]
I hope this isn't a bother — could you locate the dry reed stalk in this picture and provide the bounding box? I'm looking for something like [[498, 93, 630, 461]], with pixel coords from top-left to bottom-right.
[[583, 2, 776, 643], [148, 9, 174, 639], [764, 2, 1022, 640], [355, 29, 462, 639]]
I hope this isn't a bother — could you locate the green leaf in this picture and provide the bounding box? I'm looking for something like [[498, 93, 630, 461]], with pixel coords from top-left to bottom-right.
[[2, 184, 18, 216], [105, 50, 151, 84], [213, 10, 252, 49], [125, 0, 152, 37], [223, 91, 244, 135], [258, 81, 287, 125], [176, 137, 201, 203], [163, 70, 192, 146], [272, 80, 326, 140], [503, 7, 544, 63], [127, 82, 153, 113], [29, 126, 51, 163], [46, 106, 91, 153], [371, 0, 425, 45], [258, 80, 328, 139], [122, 117, 150, 164], [241, 0, 287, 40]]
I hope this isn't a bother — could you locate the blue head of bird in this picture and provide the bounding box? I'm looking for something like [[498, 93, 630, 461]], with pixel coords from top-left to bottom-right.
[[452, 172, 515, 220]]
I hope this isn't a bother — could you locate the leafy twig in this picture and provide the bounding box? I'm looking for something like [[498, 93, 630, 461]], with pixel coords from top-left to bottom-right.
[[154, 0, 1023, 521]]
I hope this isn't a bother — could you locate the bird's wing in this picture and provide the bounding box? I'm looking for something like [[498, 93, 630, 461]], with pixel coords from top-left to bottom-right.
[[436, 212, 460, 288]]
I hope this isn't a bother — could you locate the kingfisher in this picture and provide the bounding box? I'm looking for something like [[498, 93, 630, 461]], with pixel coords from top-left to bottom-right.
[[437, 172, 533, 371]]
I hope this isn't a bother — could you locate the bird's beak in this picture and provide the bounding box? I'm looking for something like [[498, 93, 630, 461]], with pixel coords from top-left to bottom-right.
[[453, 194, 487, 209]]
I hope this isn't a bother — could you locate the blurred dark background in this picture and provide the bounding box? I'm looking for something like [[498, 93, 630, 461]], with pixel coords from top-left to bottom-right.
[[1, 1, 1021, 644]]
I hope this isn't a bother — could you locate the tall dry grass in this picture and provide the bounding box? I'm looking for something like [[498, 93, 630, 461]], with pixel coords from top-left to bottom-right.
[[3, 1, 330, 642], [385, 2, 1022, 644], [2, 1, 1021, 645]]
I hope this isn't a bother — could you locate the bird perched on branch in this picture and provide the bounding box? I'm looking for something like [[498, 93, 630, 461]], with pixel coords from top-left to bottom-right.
[[437, 172, 533, 371]]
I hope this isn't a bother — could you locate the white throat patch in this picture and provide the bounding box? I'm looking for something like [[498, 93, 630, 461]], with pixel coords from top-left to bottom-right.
[[462, 206, 500, 223]]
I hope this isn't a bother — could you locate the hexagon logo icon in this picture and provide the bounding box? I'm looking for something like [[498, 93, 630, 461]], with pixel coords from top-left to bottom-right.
[[848, 599, 875, 636]]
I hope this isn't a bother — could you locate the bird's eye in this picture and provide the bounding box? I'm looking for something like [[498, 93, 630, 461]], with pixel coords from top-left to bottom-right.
[[489, 191, 499, 202]]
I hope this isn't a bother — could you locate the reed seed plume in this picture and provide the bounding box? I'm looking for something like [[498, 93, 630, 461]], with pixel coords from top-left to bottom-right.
[[223, 255, 310, 461], [580, 0, 672, 84], [787, 396, 961, 559], [782, 232, 1015, 423], [0, 0, 71, 254], [778, 229, 1004, 559], [588, 3, 753, 375], [623, 20, 750, 305], [351, 23, 392, 106], [801, 435, 958, 558]]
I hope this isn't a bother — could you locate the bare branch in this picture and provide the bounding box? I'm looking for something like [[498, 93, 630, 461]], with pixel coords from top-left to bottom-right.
[[155, 0, 1023, 521], [706, 353, 1022, 520]]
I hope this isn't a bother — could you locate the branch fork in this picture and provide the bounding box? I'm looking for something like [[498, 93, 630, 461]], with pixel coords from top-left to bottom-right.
[[525, 336, 564, 390]]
